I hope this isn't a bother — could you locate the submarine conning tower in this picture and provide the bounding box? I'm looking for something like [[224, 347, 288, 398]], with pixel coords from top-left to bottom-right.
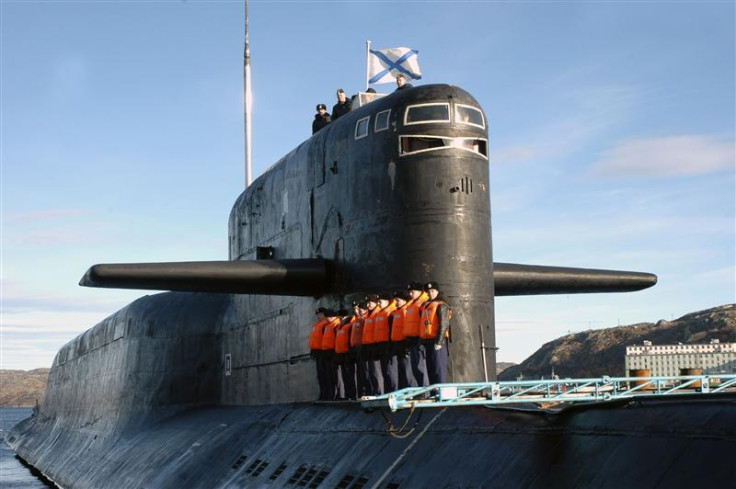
[[228, 84, 495, 387]]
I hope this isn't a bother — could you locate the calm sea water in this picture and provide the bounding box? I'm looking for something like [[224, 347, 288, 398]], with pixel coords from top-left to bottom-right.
[[0, 408, 50, 488]]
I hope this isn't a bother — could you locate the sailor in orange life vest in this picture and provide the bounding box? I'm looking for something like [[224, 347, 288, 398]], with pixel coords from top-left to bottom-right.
[[420, 282, 453, 384], [374, 293, 398, 393], [349, 301, 368, 397], [333, 308, 355, 400], [403, 282, 430, 387], [309, 307, 328, 399], [361, 294, 383, 396], [319, 309, 341, 400], [389, 290, 417, 389]]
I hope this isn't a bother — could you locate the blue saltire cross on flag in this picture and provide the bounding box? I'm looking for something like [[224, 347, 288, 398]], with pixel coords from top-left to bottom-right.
[[368, 47, 422, 84]]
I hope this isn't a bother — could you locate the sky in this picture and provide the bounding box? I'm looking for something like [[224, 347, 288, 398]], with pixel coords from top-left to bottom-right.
[[1, 0, 734, 371]]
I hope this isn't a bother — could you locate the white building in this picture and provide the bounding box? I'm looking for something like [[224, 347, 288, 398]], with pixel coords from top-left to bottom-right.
[[625, 339, 736, 377]]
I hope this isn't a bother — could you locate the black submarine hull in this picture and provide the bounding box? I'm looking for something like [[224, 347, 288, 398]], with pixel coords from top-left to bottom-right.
[[8, 291, 734, 488], [9, 397, 736, 488]]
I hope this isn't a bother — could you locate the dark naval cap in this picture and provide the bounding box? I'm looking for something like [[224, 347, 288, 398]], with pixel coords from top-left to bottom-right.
[[424, 281, 439, 291], [378, 293, 391, 301], [315, 307, 327, 315], [365, 294, 380, 303], [407, 282, 423, 291], [394, 290, 410, 300], [316, 103, 327, 111]]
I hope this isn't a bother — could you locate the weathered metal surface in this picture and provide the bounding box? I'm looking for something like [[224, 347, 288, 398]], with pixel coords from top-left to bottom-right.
[[8, 398, 735, 489]]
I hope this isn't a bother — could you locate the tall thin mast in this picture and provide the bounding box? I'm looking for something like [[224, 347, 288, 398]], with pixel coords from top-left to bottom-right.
[[243, 0, 253, 187], [365, 40, 371, 91]]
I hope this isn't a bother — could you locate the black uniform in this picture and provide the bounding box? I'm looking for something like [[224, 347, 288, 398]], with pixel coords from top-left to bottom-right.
[[331, 99, 352, 121], [312, 112, 331, 134], [423, 298, 452, 385]]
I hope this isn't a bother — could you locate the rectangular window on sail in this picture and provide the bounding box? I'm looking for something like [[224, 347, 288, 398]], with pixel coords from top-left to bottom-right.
[[404, 103, 450, 125], [455, 104, 485, 128], [374, 109, 391, 132], [355, 117, 370, 140]]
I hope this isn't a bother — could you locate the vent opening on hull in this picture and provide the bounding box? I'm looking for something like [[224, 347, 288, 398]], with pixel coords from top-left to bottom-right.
[[334, 474, 355, 488], [231, 454, 247, 470], [351, 476, 370, 489], [309, 469, 331, 488], [245, 459, 269, 477], [287, 465, 308, 484], [270, 462, 288, 480]]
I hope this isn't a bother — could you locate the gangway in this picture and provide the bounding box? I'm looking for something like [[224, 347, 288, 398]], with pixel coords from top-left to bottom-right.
[[360, 374, 736, 412]]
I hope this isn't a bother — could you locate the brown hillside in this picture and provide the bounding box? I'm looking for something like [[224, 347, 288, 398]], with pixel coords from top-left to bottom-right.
[[0, 368, 50, 407], [499, 304, 735, 380]]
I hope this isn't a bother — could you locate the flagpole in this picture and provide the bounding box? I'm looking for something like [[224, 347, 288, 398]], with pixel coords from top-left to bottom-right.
[[244, 0, 253, 188], [365, 40, 371, 91]]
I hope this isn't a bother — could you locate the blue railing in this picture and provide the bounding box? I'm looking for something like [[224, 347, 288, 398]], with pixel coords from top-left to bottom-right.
[[359, 374, 736, 411]]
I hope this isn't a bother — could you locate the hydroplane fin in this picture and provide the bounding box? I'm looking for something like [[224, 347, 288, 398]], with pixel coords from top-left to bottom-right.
[[493, 263, 657, 296], [80, 259, 328, 296], [81, 259, 655, 297]]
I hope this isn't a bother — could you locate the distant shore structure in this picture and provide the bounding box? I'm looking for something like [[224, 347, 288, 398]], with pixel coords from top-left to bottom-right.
[[625, 339, 736, 377]]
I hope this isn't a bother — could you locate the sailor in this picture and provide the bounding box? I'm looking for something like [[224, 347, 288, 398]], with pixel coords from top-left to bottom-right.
[[403, 282, 430, 387], [361, 294, 383, 395], [420, 282, 452, 384], [333, 308, 355, 400], [395, 73, 413, 91], [389, 290, 416, 388], [320, 310, 341, 400], [312, 103, 331, 134], [349, 301, 368, 397], [374, 293, 398, 393], [331, 88, 352, 121], [309, 307, 328, 399]]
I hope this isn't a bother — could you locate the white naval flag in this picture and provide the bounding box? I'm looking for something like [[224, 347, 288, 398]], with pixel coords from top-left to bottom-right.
[[368, 47, 422, 84]]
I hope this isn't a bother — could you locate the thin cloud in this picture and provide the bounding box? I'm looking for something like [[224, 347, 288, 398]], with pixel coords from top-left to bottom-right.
[[590, 135, 735, 178], [3, 209, 91, 223]]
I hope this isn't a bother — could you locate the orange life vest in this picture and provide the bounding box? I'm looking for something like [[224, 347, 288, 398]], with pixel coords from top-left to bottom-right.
[[350, 317, 364, 348], [362, 309, 378, 345], [373, 303, 397, 343], [309, 319, 326, 350], [390, 305, 407, 342], [320, 318, 340, 350], [334, 322, 351, 354], [420, 300, 451, 340], [403, 293, 428, 337]]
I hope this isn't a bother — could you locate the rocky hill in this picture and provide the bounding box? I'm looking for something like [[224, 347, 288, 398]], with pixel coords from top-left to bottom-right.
[[499, 304, 735, 381], [0, 368, 49, 407]]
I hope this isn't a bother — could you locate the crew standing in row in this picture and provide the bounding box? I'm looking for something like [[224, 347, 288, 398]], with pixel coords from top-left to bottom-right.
[[310, 281, 452, 400]]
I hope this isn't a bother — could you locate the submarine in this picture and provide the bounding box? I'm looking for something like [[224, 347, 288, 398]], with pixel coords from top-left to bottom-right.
[[7, 83, 735, 488]]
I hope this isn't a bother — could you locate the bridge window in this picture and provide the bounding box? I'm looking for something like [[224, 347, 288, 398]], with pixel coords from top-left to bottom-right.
[[374, 109, 391, 132], [404, 103, 450, 125], [455, 104, 485, 128], [355, 116, 370, 140], [399, 135, 488, 158]]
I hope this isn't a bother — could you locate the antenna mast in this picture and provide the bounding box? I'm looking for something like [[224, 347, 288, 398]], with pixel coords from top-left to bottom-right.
[[243, 0, 253, 187]]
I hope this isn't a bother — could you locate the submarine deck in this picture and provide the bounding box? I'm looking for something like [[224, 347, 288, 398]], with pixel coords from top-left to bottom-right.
[[8, 394, 736, 489]]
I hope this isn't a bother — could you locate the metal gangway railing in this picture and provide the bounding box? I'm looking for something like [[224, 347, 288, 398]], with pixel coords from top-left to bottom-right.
[[360, 374, 736, 412]]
